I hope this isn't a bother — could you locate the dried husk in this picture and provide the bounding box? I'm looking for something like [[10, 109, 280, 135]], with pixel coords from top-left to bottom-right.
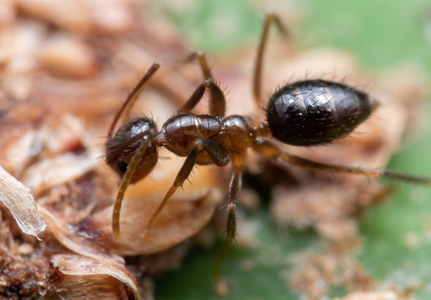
[[16, 0, 137, 34], [47, 254, 138, 300], [0, 165, 46, 240]]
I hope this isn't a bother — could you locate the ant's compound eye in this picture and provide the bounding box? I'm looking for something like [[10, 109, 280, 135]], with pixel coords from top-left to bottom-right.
[[117, 160, 128, 176]]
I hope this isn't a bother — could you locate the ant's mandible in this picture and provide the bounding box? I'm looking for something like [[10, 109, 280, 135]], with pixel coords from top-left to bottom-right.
[[105, 14, 431, 286]]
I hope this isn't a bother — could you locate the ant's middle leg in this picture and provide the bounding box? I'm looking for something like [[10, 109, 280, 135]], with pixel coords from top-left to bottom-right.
[[252, 139, 431, 184], [213, 151, 247, 294], [214, 169, 243, 290], [185, 52, 226, 117], [146, 139, 230, 232]]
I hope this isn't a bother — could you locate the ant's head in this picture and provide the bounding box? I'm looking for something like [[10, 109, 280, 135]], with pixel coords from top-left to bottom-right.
[[105, 117, 158, 183]]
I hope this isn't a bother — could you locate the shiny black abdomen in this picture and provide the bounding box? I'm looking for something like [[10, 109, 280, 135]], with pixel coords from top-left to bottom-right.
[[266, 79, 376, 146]]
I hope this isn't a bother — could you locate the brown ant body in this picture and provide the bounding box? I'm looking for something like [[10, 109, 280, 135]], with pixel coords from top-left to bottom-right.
[[105, 14, 431, 287]]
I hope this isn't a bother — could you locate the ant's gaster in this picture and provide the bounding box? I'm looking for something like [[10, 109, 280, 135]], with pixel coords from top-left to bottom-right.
[[105, 13, 431, 292]]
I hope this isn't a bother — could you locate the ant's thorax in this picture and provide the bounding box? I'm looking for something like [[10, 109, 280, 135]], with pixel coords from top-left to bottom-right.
[[154, 112, 270, 163]]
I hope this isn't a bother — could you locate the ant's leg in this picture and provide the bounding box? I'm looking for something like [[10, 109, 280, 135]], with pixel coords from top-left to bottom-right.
[[253, 13, 288, 107], [112, 132, 156, 237], [252, 139, 431, 184], [177, 79, 226, 116], [186, 51, 214, 80], [108, 63, 160, 138], [146, 139, 230, 232], [186, 52, 226, 117], [214, 169, 243, 295]]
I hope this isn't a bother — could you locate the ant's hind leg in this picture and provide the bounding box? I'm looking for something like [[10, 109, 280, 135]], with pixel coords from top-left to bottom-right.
[[253, 13, 288, 107], [146, 139, 230, 232], [252, 139, 431, 184], [185, 52, 226, 117]]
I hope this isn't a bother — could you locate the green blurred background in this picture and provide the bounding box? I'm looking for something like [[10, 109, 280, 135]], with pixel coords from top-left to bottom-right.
[[152, 0, 431, 298]]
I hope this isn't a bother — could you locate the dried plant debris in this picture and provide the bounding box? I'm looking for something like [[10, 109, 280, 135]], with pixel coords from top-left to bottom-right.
[[0, 165, 46, 239], [288, 239, 374, 299], [0, 1, 428, 299], [336, 289, 412, 300], [47, 254, 138, 299], [0, 211, 48, 299]]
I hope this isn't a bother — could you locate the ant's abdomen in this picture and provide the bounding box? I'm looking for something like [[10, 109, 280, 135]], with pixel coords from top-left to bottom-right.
[[266, 79, 377, 146]]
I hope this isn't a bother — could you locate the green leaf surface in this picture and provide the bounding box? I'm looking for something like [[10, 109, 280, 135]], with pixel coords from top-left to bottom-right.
[[154, 0, 431, 298]]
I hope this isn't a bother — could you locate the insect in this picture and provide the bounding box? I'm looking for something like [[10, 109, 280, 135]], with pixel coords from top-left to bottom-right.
[[105, 13, 431, 290]]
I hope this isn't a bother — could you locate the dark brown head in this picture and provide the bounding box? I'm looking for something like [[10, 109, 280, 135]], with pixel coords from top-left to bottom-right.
[[105, 117, 158, 183]]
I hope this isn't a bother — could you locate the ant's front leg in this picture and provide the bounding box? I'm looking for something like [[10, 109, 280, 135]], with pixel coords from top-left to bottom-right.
[[146, 139, 230, 232], [112, 132, 156, 237], [186, 52, 226, 117], [252, 139, 431, 184]]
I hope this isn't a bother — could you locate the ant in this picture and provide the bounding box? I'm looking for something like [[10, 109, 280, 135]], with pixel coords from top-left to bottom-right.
[[105, 13, 431, 289]]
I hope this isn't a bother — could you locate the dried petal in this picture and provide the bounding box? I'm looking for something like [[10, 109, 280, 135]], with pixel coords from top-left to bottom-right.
[[50, 254, 139, 300], [108, 190, 219, 255], [17, 0, 136, 34], [0, 0, 15, 64], [0, 165, 46, 239], [38, 206, 123, 264], [22, 152, 98, 190], [38, 34, 99, 79]]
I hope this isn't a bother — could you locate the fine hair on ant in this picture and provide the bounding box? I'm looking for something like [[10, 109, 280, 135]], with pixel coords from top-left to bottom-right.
[[105, 13, 431, 289]]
